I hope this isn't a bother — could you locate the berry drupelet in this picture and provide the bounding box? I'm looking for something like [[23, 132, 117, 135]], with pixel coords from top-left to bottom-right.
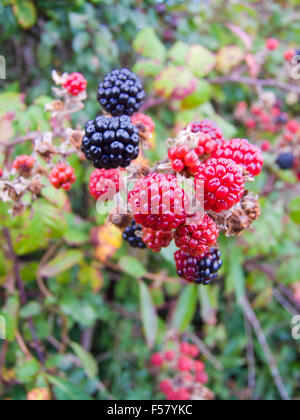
[[81, 115, 140, 169], [122, 220, 147, 249], [276, 152, 295, 170], [175, 248, 223, 285], [97, 68, 145, 117]]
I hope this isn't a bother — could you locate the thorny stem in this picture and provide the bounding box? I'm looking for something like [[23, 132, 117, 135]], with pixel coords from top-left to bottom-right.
[[207, 75, 300, 95], [240, 296, 290, 401], [2, 227, 46, 365]]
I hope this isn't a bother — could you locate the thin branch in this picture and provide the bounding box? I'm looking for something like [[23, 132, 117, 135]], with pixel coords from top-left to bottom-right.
[[244, 315, 256, 393], [272, 288, 299, 316], [240, 296, 290, 401], [207, 75, 300, 95], [183, 332, 223, 371], [140, 96, 166, 112], [0, 132, 41, 148]]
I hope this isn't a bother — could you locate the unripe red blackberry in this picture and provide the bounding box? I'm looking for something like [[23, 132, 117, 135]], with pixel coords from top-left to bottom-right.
[[128, 173, 189, 231], [187, 119, 224, 142], [122, 220, 146, 249], [174, 214, 219, 257], [89, 168, 122, 201], [175, 248, 223, 285], [97, 68, 145, 116], [212, 138, 264, 176], [81, 115, 140, 169], [195, 158, 244, 213], [142, 228, 173, 253], [13, 155, 35, 175], [63, 72, 87, 96], [131, 113, 155, 134], [150, 352, 164, 367], [49, 163, 76, 191]]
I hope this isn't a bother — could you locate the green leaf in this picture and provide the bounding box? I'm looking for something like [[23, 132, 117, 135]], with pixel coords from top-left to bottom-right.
[[70, 342, 98, 379], [227, 247, 246, 303], [168, 41, 190, 65], [16, 359, 40, 383], [13, 0, 37, 29], [0, 295, 19, 341], [181, 80, 212, 109], [155, 66, 198, 100], [139, 282, 158, 348], [133, 59, 164, 78], [289, 197, 300, 224], [133, 27, 166, 62], [186, 45, 216, 77], [171, 285, 198, 332], [19, 302, 42, 318], [119, 256, 147, 279], [47, 375, 92, 401], [39, 250, 84, 278]]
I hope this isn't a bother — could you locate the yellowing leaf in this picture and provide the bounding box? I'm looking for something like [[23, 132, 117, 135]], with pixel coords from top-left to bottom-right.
[[93, 224, 122, 263], [155, 66, 198, 100], [217, 46, 245, 74], [13, 0, 37, 29]]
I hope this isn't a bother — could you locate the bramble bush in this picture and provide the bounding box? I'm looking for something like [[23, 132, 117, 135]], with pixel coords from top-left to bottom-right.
[[0, 0, 300, 401]]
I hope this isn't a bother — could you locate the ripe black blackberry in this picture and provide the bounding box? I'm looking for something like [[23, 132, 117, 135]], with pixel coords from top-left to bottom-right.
[[123, 220, 146, 249], [175, 248, 223, 285], [276, 152, 294, 170], [97, 68, 145, 116], [81, 115, 140, 169]]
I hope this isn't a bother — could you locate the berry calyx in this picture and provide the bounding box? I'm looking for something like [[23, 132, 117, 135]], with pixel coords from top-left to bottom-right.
[[97, 68, 145, 116], [175, 248, 223, 285], [266, 38, 279, 51], [81, 115, 140, 169], [187, 119, 224, 142], [122, 220, 147, 249], [174, 214, 219, 257], [195, 158, 245, 213], [13, 155, 35, 174], [89, 168, 122, 201], [212, 138, 264, 176], [142, 228, 173, 253], [128, 173, 189, 231], [63, 72, 87, 96], [276, 152, 294, 170], [49, 163, 76, 191]]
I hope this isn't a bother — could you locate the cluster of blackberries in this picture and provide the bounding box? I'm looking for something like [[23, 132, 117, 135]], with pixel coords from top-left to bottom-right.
[[122, 220, 146, 249], [97, 69, 145, 117], [175, 248, 223, 285], [82, 68, 145, 170], [276, 152, 294, 170], [81, 115, 140, 169]]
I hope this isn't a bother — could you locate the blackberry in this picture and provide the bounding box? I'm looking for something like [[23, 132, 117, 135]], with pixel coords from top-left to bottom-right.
[[97, 68, 145, 116], [276, 152, 294, 170], [123, 220, 147, 249], [81, 115, 140, 169], [175, 248, 223, 285]]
